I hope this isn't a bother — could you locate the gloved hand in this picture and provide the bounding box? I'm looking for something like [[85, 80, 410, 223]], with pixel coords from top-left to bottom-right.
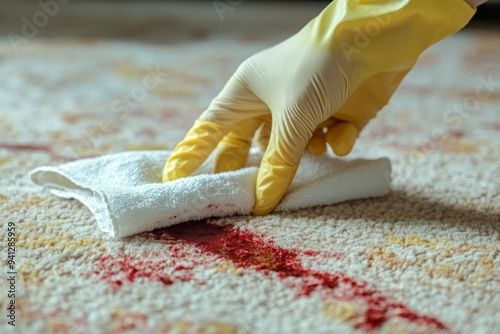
[[163, 0, 475, 215]]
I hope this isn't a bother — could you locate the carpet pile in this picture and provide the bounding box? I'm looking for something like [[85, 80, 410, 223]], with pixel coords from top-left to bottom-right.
[[0, 2, 499, 333]]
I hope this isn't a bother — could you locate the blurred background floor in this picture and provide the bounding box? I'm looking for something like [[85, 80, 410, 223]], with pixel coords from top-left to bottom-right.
[[1, 0, 498, 41]]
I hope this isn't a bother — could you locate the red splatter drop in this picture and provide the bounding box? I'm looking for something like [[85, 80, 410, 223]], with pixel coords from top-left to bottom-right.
[[156, 221, 448, 333], [302, 250, 321, 256]]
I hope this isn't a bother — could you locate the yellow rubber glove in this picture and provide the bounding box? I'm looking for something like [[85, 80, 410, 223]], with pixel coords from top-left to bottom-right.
[[163, 0, 475, 215]]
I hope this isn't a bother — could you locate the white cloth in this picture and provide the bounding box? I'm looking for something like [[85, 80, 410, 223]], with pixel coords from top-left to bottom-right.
[[29, 150, 391, 238]]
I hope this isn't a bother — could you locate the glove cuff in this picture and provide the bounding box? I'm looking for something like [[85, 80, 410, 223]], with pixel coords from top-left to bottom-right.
[[303, 0, 476, 77]]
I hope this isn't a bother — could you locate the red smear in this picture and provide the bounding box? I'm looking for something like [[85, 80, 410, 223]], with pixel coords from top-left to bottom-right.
[[449, 130, 466, 138], [156, 221, 448, 333], [302, 249, 344, 260], [0, 143, 54, 153], [386, 141, 414, 152], [73, 317, 88, 326], [190, 28, 211, 40], [367, 126, 399, 139], [62, 112, 96, 124], [0, 142, 74, 161], [94, 253, 193, 291], [23, 306, 62, 320]]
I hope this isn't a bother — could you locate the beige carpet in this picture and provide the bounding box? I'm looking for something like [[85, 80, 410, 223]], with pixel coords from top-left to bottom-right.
[[1, 2, 499, 333]]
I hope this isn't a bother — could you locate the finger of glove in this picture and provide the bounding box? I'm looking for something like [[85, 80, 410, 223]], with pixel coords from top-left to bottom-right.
[[253, 113, 313, 216], [215, 118, 263, 173], [325, 121, 360, 156], [305, 118, 340, 156], [163, 119, 227, 182], [163, 78, 268, 182], [306, 127, 327, 156]]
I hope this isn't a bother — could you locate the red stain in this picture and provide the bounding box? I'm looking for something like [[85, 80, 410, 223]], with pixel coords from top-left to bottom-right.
[[153, 221, 448, 333], [303, 249, 343, 260], [302, 250, 321, 256], [203, 203, 240, 217], [0, 142, 75, 161], [385, 141, 414, 152], [190, 28, 211, 40], [62, 112, 96, 124], [449, 130, 466, 138], [23, 306, 63, 320], [94, 253, 194, 291], [366, 126, 399, 139], [0, 143, 53, 153], [73, 317, 88, 326]]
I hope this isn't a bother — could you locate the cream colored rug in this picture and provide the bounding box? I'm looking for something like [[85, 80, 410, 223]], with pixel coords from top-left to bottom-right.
[[1, 2, 499, 334]]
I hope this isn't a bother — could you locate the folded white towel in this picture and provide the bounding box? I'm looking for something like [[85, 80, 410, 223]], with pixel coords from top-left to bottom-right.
[[29, 150, 391, 238]]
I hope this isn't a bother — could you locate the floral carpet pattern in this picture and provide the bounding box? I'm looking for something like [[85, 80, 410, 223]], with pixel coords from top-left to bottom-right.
[[0, 2, 499, 334]]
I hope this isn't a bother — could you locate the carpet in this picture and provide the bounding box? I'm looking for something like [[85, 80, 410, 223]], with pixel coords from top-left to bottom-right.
[[1, 2, 499, 334]]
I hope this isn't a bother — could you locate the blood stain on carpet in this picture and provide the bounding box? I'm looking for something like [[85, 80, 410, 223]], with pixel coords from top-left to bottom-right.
[[94, 253, 195, 291], [0, 142, 72, 161], [160, 221, 448, 333], [92, 221, 449, 332], [0, 143, 54, 154]]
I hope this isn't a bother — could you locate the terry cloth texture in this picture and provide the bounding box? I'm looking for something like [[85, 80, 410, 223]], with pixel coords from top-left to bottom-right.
[[0, 2, 499, 334], [29, 150, 391, 238]]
